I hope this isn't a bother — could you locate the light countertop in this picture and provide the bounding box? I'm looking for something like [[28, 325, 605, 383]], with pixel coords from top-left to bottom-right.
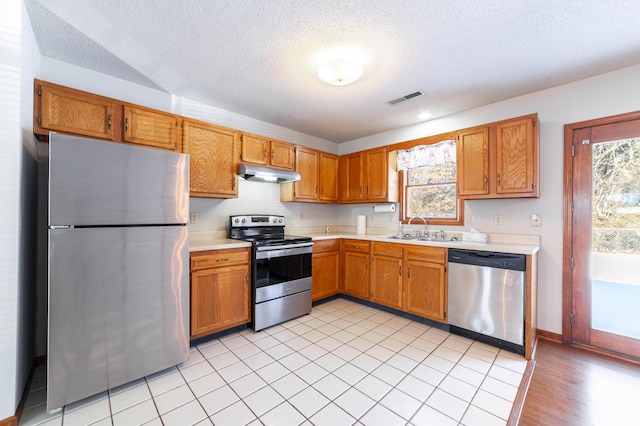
[[307, 232, 539, 255], [189, 232, 539, 255]]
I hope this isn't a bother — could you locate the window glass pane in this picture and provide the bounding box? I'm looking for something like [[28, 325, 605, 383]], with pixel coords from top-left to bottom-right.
[[407, 184, 457, 218], [408, 163, 456, 185]]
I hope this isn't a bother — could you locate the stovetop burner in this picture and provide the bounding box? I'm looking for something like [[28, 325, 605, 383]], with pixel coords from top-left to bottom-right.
[[229, 215, 311, 247]]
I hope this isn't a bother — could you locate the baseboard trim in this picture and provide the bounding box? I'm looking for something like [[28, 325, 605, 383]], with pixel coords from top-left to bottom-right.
[[536, 329, 563, 343], [507, 357, 536, 426], [0, 355, 45, 426]]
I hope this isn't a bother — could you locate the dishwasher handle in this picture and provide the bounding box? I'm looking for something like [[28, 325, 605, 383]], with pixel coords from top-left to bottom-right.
[[448, 248, 526, 271]]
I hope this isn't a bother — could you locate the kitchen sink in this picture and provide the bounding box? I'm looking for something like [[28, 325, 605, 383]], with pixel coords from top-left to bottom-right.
[[378, 235, 462, 243], [379, 235, 417, 240]]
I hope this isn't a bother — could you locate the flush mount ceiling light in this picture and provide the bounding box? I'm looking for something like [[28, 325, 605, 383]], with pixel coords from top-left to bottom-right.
[[317, 58, 363, 86]]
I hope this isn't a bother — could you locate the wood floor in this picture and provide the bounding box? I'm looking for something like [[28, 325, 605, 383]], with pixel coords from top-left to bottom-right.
[[519, 338, 640, 425]]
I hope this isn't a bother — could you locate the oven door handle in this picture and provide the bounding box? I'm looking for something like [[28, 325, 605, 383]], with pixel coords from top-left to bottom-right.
[[255, 243, 312, 259]]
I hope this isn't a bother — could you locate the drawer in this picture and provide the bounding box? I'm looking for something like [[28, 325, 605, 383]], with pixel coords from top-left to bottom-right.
[[373, 242, 403, 258], [313, 239, 340, 253], [190, 248, 249, 270], [405, 246, 446, 263], [342, 239, 370, 254]]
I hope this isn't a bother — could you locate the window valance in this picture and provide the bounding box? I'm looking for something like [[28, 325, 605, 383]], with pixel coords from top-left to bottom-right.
[[396, 140, 456, 171]]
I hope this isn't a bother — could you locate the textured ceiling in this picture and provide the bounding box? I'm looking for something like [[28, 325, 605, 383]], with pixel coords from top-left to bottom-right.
[[25, 0, 640, 142]]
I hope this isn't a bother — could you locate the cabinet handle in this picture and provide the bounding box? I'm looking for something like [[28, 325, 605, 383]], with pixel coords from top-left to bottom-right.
[[360, 186, 362, 195], [323, 245, 330, 249], [107, 114, 112, 130], [399, 265, 402, 276], [124, 117, 129, 133], [272, 149, 275, 161], [497, 173, 501, 187], [245, 272, 249, 284], [366, 259, 368, 270], [408, 267, 411, 278], [264, 148, 267, 161], [352, 245, 359, 249], [215, 258, 230, 263], [532, 183, 536, 190], [484, 174, 488, 188]]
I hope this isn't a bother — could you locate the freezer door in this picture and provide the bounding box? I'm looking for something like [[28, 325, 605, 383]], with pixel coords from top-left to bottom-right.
[[49, 133, 189, 226], [47, 226, 189, 411]]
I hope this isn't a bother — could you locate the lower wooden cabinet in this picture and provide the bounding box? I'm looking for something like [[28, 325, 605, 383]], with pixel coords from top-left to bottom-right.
[[342, 240, 370, 299], [190, 248, 250, 339], [342, 240, 448, 323], [370, 242, 403, 309], [404, 246, 447, 322], [312, 239, 340, 301]]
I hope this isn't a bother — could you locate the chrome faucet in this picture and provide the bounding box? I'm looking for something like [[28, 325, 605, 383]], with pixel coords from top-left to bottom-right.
[[407, 216, 428, 237]]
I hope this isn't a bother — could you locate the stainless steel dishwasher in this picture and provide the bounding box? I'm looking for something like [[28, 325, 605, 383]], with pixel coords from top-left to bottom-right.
[[448, 248, 526, 354]]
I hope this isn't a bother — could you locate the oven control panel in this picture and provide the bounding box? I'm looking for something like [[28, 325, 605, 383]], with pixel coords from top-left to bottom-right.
[[230, 215, 285, 227]]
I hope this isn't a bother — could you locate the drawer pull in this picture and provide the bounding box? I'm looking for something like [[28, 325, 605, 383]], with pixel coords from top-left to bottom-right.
[[216, 258, 230, 263], [353, 245, 359, 249]]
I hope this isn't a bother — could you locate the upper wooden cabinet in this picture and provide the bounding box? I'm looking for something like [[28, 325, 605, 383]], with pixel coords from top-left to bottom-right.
[[183, 118, 239, 198], [318, 152, 339, 202], [34, 80, 116, 141], [457, 114, 539, 199], [457, 127, 490, 197], [270, 140, 295, 170], [339, 152, 364, 202], [240, 134, 295, 170], [281, 146, 338, 203], [123, 106, 182, 151], [339, 147, 398, 204]]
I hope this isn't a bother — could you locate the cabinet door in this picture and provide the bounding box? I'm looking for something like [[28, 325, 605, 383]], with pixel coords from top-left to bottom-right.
[[319, 152, 339, 202], [312, 250, 340, 301], [240, 134, 268, 166], [123, 106, 181, 151], [36, 82, 115, 140], [405, 259, 446, 322], [496, 118, 536, 195], [343, 251, 369, 299], [371, 255, 403, 309], [190, 264, 250, 338], [339, 152, 364, 202], [293, 147, 319, 200], [457, 127, 489, 196], [183, 120, 239, 198], [270, 140, 295, 170], [365, 147, 389, 201]]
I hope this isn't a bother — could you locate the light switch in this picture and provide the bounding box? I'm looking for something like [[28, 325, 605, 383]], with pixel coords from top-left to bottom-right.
[[190, 213, 198, 224], [494, 214, 503, 225]]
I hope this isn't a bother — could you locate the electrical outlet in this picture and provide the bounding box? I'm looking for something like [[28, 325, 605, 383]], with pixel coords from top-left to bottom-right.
[[190, 213, 198, 224], [531, 213, 542, 227], [468, 215, 475, 225], [494, 214, 503, 225]]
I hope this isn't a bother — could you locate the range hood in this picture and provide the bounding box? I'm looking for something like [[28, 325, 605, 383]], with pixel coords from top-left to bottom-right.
[[238, 163, 301, 183]]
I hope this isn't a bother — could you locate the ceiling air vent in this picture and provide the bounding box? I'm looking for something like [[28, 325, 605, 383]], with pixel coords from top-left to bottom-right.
[[388, 91, 424, 105]]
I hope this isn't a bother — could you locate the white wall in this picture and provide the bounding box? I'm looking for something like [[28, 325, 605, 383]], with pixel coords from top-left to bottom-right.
[[339, 64, 640, 334], [0, 0, 40, 419]]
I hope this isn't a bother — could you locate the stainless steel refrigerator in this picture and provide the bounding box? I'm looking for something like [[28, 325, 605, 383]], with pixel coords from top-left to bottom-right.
[[46, 133, 190, 411]]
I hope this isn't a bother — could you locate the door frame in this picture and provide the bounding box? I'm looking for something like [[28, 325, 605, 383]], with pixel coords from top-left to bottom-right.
[[563, 110, 640, 346]]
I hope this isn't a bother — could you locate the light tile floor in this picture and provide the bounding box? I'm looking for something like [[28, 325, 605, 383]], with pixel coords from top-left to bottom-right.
[[19, 299, 527, 426]]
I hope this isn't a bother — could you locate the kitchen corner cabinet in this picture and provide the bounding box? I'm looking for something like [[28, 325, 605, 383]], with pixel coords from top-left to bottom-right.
[[280, 147, 338, 203], [404, 246, 447, 322], [240, 134, 295, 170], [312, 239, 341, 301], [183, 118, 239, 198], [457, 114, 539, 199], [370, 242, 403, 309], [34, 80, 116, 141], [123, 106, 182, 151], [190, 248, 250, 339], [339, 147, 398, 203], [342, 240, 370, 299]]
